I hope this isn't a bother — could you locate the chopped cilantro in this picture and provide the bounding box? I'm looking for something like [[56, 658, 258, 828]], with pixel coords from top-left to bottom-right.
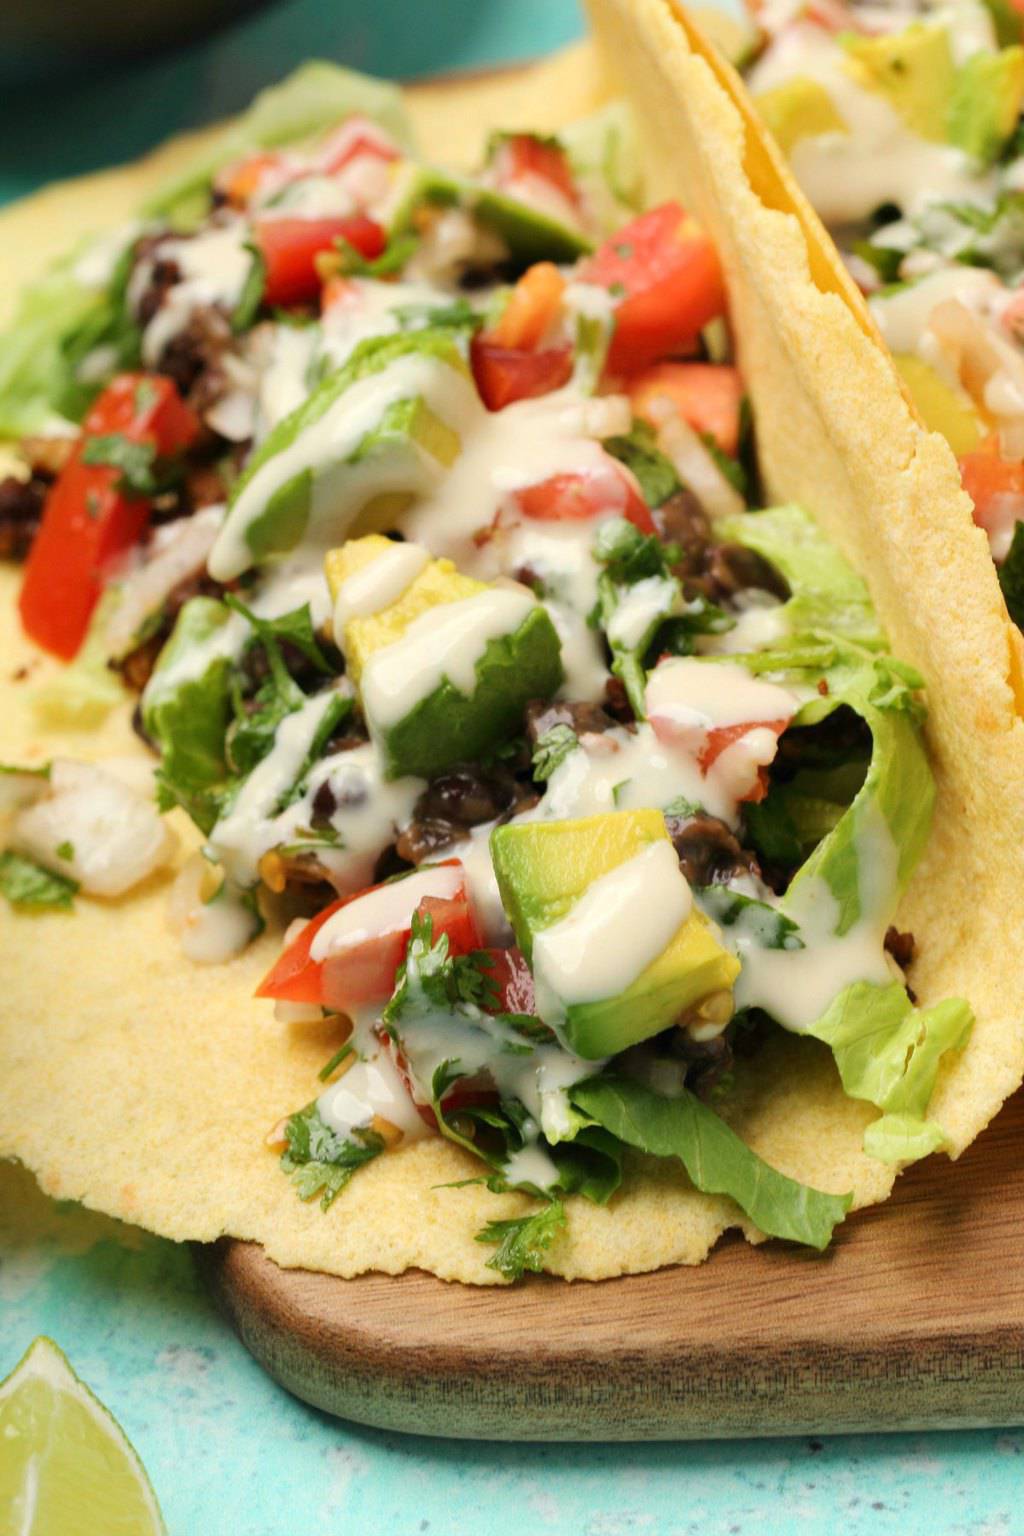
[[0, 850, 78, 910], [336, 231, 420, 279], [531, 723, 579, 782], [317, 1042, 354, 1082], [81, 434, 159, 497], [55, 840, 74, 862], [280, 1102, 384, 1210], [605, 421, 680, 509], [475, 1200, 567, 1280]]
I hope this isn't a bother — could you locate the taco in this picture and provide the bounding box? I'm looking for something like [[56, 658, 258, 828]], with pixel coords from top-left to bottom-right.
[[0, 8, 1022, 1287], [732, 0, 1024, 637]]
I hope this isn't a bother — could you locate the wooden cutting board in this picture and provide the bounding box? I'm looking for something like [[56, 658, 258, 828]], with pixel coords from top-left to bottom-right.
[[198, 1087, 1024, 1439]]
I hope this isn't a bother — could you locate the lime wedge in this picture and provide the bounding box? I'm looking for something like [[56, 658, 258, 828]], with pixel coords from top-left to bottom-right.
[[0, 1337, 165, 1536]]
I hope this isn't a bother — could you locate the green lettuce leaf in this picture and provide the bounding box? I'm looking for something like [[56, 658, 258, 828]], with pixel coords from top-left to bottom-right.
[[717, 504, 884, 649], [144, 62, 413, 227], [572, 1076, 851, 1249], [804, 982, 972, 1163]]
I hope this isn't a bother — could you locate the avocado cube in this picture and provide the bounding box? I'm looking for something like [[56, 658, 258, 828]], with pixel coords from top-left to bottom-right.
[[755, 77, 848, 155], [491, 810, 740, 1059], [326, 537, 563, 779], [948, 46, 1024, 163], [842, 25, 956, 142]]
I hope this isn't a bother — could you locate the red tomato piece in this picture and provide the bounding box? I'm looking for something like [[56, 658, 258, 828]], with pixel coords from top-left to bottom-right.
[[628, 362, 744, 456], [255, 860, 480, 1014], [471, 336, 573, 410], [698, 719, 791, 804], [254, 214, 386, 308], [478, 947, 536, 1015], [318, 116, 401, 175], [18, 374, 199, 660], [495, 134, 578, 205], [959, 437, 1024, 546], [512, 460, 655, 535], [579, 202, 727, 373]]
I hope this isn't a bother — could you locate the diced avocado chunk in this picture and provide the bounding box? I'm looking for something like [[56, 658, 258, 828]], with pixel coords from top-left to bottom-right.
[[892, 353, 985, 455], [947, 46, 1024, 163], [755, 77, 848, 155], [391, 164, 592, 264], [842, 25, 956, 142], [326, 536, 563, 778], [491, 810, 740, 1060], [211, 328, 468, 579]]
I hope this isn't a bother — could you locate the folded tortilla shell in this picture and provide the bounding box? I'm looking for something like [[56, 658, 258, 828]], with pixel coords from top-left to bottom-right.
[[1, 16, 1023, 1284]]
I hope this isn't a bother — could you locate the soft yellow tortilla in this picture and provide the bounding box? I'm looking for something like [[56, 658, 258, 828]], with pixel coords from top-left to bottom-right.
[[1, 16, 1022, 1284]]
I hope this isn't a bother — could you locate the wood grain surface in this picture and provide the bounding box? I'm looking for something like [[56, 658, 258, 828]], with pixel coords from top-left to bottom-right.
[[198, 1088, 1024, 1439]]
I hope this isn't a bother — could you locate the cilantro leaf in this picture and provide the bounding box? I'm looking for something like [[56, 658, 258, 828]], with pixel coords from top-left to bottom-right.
[[393, 297, 481, 333], [593, 515, 678, 585], [336, 231, 420, 278], [0, 850, 78, 910], [697, 886, 803, 950], [475, 1199, 567, 1280], [999, 520, 1024, 629], [531, 723, 579, 782], [81, 434, 160, 497], [280, 1102, 384, 1210], [605, 421, 680, 509]]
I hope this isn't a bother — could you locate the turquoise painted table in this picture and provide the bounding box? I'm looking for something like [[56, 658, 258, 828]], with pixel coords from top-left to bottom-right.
[[2, 3, 1022, 1529]]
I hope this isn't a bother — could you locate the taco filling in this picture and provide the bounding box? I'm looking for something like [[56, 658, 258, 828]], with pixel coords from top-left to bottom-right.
[[740, 0, 1024, 615], [0, 63, 974, 1280]]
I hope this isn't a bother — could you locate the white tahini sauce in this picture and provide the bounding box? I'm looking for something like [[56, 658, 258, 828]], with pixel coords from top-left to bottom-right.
[[310, 861, 463, 961], [360, 586, 537, 728], [332, 540, 429, 640], [531, 840, 691, 1024]]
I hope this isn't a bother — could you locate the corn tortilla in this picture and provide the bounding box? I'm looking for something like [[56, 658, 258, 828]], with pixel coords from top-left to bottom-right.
[[1, 12, 1022, 1283]]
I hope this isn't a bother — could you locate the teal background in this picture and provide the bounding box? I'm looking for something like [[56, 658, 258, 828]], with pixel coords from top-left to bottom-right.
[[1, 2, 1021, 1531]]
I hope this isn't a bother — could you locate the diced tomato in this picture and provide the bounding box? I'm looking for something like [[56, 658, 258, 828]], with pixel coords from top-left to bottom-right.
[[579, 202, 727, 373], [471, 262, 571, 409], [254, 214, 386, 308], [493, 134, 578, 205], [216, 150, 288, 209], [699, 718, 791, 804], [628, 362, 743, 456], [318, 116, 401, 175], [959, 437, 1024, 547], [471, 336, 573, 410], [18, 375, 199, 660], [394, 946, 534, 1130], [512, 459, 656, 534], [478, 947, 536, 1014], [255, 860, 481, 1014]]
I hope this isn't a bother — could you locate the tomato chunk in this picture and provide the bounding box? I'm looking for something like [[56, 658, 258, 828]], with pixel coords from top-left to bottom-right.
[[254, 214, 386, 308], [492, 134, 578, 205], [255, 860, 480, 1013], [628, 362, 743, 456], [699, 718, 791, 804], [471, 337, 573, 410], [318, 116, 401, 175], [512, 460, 655, 534], [959, 437, 1024, 550], [580, 202, 727, 373], [18, 374, 199, 659], [478, 947, 536, 1015]]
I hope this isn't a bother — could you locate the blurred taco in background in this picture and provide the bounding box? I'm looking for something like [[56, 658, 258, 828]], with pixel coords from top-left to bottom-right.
[[1, 4, 1022, 1287]]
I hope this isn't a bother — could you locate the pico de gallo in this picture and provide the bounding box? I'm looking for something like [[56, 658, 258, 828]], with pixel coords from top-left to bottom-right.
[[0, 62, 972, 1277]]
